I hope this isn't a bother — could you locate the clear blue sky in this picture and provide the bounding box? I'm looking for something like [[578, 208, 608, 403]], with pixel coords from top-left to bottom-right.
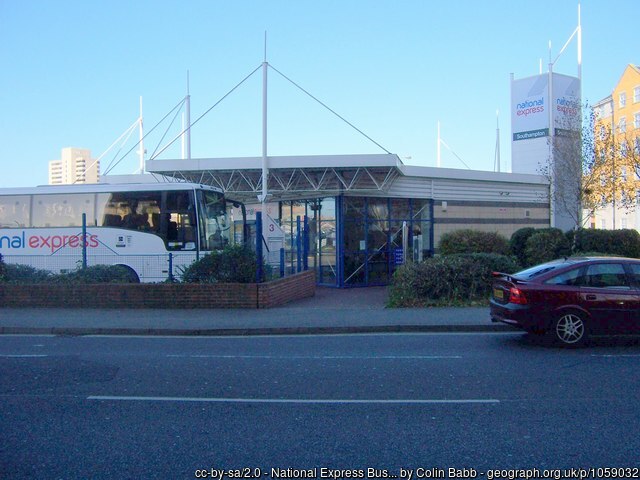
[[0, 0, 637, 187]]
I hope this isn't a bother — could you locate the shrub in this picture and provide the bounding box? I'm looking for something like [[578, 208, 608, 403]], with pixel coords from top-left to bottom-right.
[[388, 253, 520, 307], [180, 244, 264, 283], [1, 263, 137, 284], [53, 265, 139, 284], [569, 228, 640, 258], [0, 253, 5, 282], [2, 264, 54, 284], [524, 228, 571, 266], [509, 227, 538, 266], [438, 229, 510, 255]]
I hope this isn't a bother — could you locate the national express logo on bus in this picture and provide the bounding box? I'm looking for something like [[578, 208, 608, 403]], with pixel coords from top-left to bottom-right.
[[0, 231, 99, 253]]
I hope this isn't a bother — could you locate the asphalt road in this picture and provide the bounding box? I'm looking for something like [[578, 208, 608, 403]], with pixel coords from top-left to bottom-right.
[[1, 332, 640, 479]]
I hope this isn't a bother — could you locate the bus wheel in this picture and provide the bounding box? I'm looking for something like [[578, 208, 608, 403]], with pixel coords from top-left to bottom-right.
[[117, 265, 140, 283]]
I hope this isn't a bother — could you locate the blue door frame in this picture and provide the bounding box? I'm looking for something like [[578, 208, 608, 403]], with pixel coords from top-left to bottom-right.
[[336, 196, 434, 288]]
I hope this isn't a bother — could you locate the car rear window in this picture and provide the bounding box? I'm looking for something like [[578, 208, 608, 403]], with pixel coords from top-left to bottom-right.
[[514, 263, 561, 280]]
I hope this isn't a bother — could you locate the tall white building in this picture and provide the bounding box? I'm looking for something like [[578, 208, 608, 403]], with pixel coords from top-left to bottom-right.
[[48, 147, 99, 185]]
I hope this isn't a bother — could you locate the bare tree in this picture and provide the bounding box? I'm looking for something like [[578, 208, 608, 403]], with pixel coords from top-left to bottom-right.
[[539, 102, 600, 230]]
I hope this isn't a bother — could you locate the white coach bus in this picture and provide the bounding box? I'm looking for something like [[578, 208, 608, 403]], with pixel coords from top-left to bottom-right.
[[0, 181, 245, 282]]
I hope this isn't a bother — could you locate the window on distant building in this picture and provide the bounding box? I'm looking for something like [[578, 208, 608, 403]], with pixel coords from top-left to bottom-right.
[[635, 136, 640, 155], [621, 142, 629, 159], [634, 86, 640, 103], [619, 117, 627, 133], [620, 92, 627, 108], [601, 219, 606, 229], [634, 112, 640, 129]]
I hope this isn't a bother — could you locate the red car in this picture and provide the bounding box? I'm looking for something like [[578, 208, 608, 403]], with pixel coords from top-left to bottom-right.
[[490, 257, 640, 347]]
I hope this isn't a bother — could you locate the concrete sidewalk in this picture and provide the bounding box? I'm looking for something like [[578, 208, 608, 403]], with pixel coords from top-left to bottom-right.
[[0, 287, 514, 336]]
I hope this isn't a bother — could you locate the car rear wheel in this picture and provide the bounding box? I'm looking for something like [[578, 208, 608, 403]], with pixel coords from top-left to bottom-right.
[[549, 311, 588, 347]]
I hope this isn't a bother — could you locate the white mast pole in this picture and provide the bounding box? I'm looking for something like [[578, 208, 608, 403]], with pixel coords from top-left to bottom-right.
[[495, 110, 501, 172], [186, 70, 191, 161], [548, 40, 556, 228], [181, 112, 185, 159], [577, 3, 582, 98], [437, 121, 441, 168], [260, 33, 268, 205], [138, 96, 145, 174]]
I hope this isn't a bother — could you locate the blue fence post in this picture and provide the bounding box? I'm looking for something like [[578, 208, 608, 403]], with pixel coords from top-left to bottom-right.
[[296, 215, 302, 273], [256, 211, 263, 283], [81, 213, 87, 270], [168, 252, 174, 282], [280, 248, 285, 278], [303, 215, 309, 271]]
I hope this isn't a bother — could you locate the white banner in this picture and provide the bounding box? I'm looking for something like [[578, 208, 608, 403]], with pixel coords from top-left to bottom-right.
[[511, 73, 581, 141]]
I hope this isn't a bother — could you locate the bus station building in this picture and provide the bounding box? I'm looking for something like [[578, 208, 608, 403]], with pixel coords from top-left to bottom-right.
[[146, 154, 550, 287]]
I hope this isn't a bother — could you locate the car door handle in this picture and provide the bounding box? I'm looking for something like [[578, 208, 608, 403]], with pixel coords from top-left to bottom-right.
[[586, 294, 597, 300]]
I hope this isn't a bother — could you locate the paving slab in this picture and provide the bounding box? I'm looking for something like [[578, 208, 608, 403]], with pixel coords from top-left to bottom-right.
[[0, 287, 514, 336]]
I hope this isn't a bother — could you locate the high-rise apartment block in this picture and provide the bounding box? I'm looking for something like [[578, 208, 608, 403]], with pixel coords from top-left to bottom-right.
[[48, 147, 100, 185]]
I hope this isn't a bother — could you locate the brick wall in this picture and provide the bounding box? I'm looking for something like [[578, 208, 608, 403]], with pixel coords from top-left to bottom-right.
[[0, 270, 316, 309], [257, 268, 317, 309]]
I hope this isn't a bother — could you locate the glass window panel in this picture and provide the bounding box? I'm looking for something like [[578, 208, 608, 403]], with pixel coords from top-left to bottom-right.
[[390, 198, 410, 219], [581, 263, 629, 289], [344, 197, 365, 220], [344, 221, 365, 251], [319, 197, 336, 221], [368, 251, 390, 284], [198, 190, 228, 250], [164, 191, 196, 250], [409, 221, 430, 261], [412, 199, 431, 221], [627, 264, 640, 285], [280, 202, 293, 222], [388, 220, 406, 250], [0, 195, 30, 227], [294, 206, 307, 223], [367, 221, 388, 252], [319, 220, 336, 252], [368, 198, 388, 220], [97, 191, 162, 231], [344, 252, 366, 286], [545, 267, 583, 286], [32, 194, 94, 227]]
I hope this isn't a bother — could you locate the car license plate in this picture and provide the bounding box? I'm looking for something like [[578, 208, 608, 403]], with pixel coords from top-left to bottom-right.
[[493, 288, 504, 300]]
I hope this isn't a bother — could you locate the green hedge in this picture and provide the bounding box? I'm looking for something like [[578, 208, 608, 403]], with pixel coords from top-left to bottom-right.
[[180, 244, 266, 283], [0, 264, 136, 284], [524, 228, 571, 266], [509, 227, 538, 267], [509, 227, 640, 268], [568, 228, 640, 258], [0, 253, 5, 282], [388, 253, 520, 307], [438, 229, 510, 255]]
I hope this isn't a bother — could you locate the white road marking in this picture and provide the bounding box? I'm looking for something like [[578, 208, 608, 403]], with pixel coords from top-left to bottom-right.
[[591, 354, 640, 358], [87, 395, 499, 404], [165, 354, 462, 359], [81, 332, 520, 339], [0, 354, 48, 358]]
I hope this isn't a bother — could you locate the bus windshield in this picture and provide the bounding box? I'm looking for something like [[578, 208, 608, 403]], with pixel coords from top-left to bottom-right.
[[198, 190, 230, 250]]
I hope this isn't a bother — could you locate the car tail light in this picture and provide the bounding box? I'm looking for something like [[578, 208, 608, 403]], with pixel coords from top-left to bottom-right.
[[509, 287, 527, 305]]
